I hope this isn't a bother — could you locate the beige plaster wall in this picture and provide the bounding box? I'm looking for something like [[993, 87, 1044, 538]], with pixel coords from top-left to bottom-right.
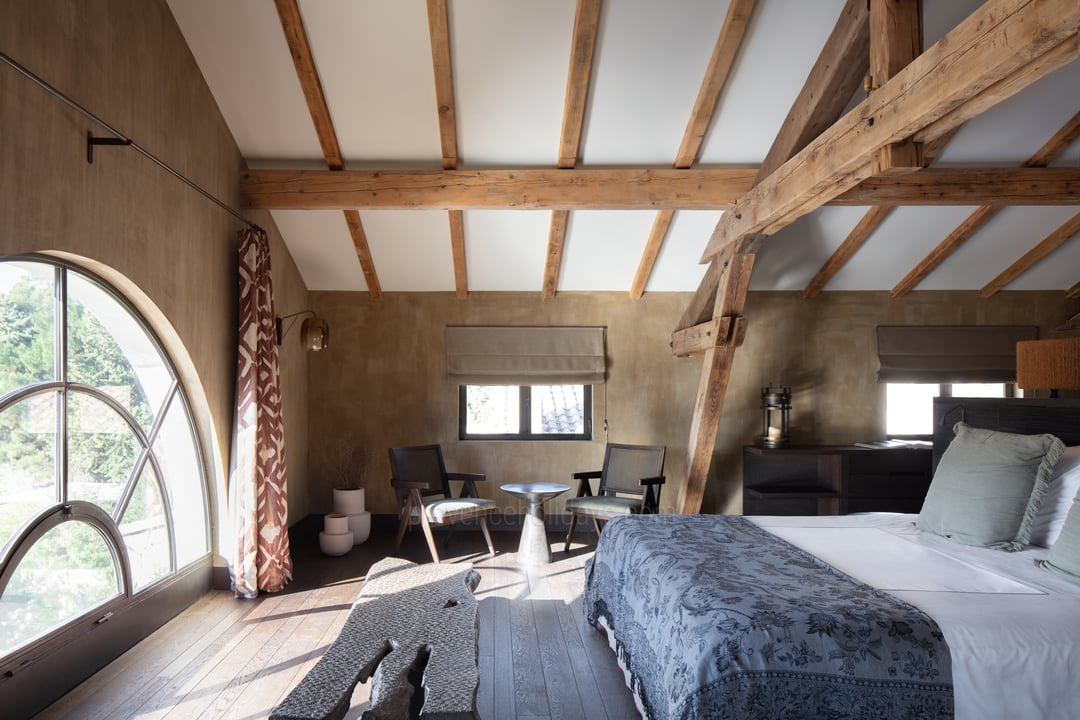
[[308, 289, 1075, 517], [307, 291, 700, 517], [0, 0, 311, 543]]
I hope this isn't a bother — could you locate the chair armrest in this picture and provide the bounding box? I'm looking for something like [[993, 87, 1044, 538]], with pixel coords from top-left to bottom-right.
[[572, 470, 602, 497], [639, 475, 666, 486], [448, 471, 486, 498]]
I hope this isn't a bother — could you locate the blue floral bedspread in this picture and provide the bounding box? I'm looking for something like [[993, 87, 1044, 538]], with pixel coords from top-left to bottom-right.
[[584, 514, 953, 720]]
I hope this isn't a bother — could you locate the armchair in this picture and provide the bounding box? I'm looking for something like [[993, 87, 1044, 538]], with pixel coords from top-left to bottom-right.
[[563, 443, 666, 551], [389, 444, 496, 563]]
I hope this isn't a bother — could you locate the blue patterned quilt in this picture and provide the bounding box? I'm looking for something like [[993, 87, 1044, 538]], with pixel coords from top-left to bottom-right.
[[584, 515, 953, 720]]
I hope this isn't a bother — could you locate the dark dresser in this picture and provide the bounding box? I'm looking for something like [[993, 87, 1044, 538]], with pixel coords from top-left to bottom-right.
[[742, 445, 933, 516]]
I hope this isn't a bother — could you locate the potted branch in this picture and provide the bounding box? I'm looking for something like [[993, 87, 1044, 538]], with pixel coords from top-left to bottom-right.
[[328, 437, 371, 545]]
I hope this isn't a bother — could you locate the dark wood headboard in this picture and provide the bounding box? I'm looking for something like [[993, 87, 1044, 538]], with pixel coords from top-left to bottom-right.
[[932, 397, 1080, 471]]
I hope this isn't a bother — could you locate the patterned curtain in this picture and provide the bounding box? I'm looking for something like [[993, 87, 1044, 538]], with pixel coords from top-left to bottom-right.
[[230, 227, 292, 598]]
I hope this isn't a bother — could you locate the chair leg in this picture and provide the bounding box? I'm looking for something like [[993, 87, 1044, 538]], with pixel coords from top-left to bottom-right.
[[419, 513, 441, 564], [593, 518, 602, 536], [479, 516, 495, 558], [564, 514, 578, 552], [395, 492, 417, 549]]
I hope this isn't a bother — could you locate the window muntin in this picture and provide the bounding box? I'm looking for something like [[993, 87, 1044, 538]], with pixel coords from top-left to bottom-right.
[[460, 384, 592, 440], [0, 392, 58, 550], [885, 382, 1008, 436], [0, 256, 209, 659]]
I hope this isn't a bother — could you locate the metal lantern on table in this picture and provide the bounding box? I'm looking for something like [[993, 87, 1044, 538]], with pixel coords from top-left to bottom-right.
[[759, 386, 791, 448]]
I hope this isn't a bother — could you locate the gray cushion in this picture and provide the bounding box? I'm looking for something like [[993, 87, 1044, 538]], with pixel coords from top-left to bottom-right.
[[1040, 491, 1080, 582], [917, 422, 1065, 551], [422, 497, 496, 523], [565, 495, 640, 516]]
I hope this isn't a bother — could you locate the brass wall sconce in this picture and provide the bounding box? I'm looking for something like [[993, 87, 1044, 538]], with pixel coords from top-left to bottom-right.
[[276, 310, 329, 351]]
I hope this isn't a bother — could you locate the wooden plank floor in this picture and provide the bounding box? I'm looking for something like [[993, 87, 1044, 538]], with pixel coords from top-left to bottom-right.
[[35, 520, 639, 720]]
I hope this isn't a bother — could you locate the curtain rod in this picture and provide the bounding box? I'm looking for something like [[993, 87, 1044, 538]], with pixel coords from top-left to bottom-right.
[[0, 49, 264, 234]]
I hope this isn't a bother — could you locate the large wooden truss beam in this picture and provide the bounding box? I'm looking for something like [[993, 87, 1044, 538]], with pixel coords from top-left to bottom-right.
[[676, 253, 754, 515], [701, 0, 1080, 263]]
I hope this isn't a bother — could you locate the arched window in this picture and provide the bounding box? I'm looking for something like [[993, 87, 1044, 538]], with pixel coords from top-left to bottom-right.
[[0, 257, 209, 662]]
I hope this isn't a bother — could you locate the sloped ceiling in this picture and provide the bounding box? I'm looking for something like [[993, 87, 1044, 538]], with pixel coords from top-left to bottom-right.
[[166, 0, 1080, 295]]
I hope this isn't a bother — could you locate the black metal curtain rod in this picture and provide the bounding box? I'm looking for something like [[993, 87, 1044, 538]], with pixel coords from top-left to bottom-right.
[[0, 49, 263, 234]]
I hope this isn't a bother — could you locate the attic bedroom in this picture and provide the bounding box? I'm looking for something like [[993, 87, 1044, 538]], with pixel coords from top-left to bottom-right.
[[2, 0, 1080, 718]]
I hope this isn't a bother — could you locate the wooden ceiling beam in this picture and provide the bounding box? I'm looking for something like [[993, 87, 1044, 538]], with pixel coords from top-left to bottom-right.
[[803, 206, 895, 299], [679, 0, 865, 332], [1066, 281, 1080, 299], [836, 168, 1080, 205], [274, 0, 382, 298], [701, 0, 1080, 264], [426, 0, 467, 298], [892, 109, 1080, 297], [545, 0, 603, 300], [426, 0, 458, 171], [631, 210, 674, 300], [558, 0, 602, 170], [633, 0, 757, 301], [242, 166, 1080, 210], [241, 167, 757, 210], [980, 211, 1080, 298], [756, 0, 870, 184], [675, 0, 758, 169], [802, 0, 921, 298]]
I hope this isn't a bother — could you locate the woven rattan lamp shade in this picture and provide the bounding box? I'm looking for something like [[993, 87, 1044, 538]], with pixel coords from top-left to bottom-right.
[[1016, 338, 1080, 391]]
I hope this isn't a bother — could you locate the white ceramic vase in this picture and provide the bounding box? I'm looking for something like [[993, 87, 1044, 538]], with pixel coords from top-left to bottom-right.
[[319, 513, 353, 556], [332, 488, 371, 545], [332, 487, 366, 515]]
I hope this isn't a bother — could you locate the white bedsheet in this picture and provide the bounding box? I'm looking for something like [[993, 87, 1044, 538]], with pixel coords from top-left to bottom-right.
[[752, 514, 1080, 720]]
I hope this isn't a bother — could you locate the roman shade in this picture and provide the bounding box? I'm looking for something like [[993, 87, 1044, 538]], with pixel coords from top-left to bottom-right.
[[446, 326, 605, 385], [876, 326, 1037, 383]]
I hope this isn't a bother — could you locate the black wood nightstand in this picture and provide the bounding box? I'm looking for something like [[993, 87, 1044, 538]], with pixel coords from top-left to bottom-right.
[[742, 445, 932, 516]]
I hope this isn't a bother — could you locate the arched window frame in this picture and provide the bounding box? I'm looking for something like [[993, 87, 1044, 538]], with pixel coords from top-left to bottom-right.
[[0, 254, 211, 661]]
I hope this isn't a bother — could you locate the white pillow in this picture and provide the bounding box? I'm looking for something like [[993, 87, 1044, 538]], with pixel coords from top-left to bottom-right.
[[1029, 446, 1080, 548]]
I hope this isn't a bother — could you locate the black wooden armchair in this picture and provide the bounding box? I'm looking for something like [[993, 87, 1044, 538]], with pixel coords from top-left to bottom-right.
[[563, 443, 666, 551], [389, 444, 497, 563]]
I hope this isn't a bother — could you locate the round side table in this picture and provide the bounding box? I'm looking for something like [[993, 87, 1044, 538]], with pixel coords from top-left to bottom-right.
[[500, 482, 570, 565]]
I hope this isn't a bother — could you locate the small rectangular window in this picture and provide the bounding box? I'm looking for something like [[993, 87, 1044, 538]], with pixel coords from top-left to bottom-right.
[[460, 384, 592, 440], [885, 382, 1008, 437]]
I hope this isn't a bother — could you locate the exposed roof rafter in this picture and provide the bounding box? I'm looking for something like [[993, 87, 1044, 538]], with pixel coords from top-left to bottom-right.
[[631, 0, 758, 300], [892, 108, 1080, 297], [980, 211, 1080, 297], [544, 0, 602, 300], [273, 0, 382, 297], [425, 0, 467, 298]]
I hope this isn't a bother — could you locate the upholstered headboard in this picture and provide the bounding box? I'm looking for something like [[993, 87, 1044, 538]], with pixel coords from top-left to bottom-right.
[[932, 397, 1080, 471]]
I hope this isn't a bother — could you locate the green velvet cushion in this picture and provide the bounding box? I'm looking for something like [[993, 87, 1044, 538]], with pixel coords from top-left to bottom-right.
[[1040, 493, 1080, 582], [917, 422, 1064, 551]]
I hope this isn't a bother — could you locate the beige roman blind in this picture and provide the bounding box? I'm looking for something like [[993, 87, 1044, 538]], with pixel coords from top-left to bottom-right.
[[446, 326, 606, 385], [876, 326, 1038, 383]]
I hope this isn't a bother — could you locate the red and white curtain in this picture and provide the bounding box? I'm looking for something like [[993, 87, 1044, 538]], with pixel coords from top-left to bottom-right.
[[230, 227, 291, 598]]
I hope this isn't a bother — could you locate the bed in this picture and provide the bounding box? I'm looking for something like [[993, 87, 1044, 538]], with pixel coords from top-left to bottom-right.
[[584, 398, 1080, 720]]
